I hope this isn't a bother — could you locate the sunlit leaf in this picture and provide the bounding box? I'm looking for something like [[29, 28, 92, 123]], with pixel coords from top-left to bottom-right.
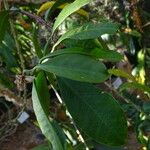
[[37, 1, 55, 15], [52, 0, 91, 33], [38, 1, 88, 18], [108, 69, 136, 81]]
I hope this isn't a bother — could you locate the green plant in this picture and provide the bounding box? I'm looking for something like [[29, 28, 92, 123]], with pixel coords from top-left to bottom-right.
[[1, 0, 150, 149], [32, 1, 127, 148]]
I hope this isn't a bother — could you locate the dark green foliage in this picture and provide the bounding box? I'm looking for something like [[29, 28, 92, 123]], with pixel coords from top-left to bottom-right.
[[3, 0, 150, 149], [0, 11, 9, 43], [58, 78, 127, 146]]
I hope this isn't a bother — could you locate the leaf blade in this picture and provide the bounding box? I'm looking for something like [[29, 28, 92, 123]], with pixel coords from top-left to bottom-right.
[[53, 22, 119, 50], [58, 78, 127, 146], [52, 0, 91, 33], [32, 72, 64, 150], [37, 53, 109, 83], [108, 69, 136, 81], [41, 47, 123, 62], [0, 11, 9, 43]]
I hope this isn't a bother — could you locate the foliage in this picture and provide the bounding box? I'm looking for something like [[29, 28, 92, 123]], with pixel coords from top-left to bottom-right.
[[0, 0, 150, 149]]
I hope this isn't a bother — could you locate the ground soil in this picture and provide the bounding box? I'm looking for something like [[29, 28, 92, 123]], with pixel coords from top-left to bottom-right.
[[0, 120, 46, 150], [0, 121, 142, 150]]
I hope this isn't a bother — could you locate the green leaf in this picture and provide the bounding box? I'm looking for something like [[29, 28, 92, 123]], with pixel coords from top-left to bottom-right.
[[40, 47, 88, 62], [32, 144, 52, 150], [129, 30, 141, 37], [32, 24, 43, 58], [119, 82, 150, 94], [41, 47, 123, 62], [53, 22, 119, 50], [37, 53, 109, 83], [90, 48, 123, 62], [52, 0, 91, 33], [0, 11, 9, 43], [58, 78, 127, 146], [108, 69, 136, 81], [63, 39, 100, 49], [143, 102, 150, 114], [52, 121, 67, 149], [0, 72, 14, 88], [0, 33, 17, 68], [45, 0, 74, 20], [32, 72, 64, 150]]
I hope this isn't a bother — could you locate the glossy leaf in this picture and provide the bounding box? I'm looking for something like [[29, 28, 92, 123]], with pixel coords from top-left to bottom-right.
[[37, 1, 55, 15], [58, 78, 127, 146], [53, 22, 119, 50], [37, 53, 109, 83], [0, 11, 9, 43], [52, 0, 91, 33], [32, 72, 64, 150]]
